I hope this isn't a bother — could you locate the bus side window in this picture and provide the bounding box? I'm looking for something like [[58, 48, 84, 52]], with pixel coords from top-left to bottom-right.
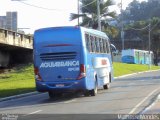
[[93, 36, 96, 53], [90, 35, 96, 53], [100, 38, 104, 53], [106, 39, 110, 53], [103, 39, 107, 53], [85, 33, 91, 52], [95, 37, 100, 53]]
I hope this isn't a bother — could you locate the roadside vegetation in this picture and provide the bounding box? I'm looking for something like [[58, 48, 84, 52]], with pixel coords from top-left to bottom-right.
[[0, 63, 159, 98], [0, 64, 35, 98], [113, 62, 160, 77]]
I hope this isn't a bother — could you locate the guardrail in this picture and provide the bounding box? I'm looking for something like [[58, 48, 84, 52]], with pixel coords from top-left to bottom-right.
[[0, 28, 33, 49]]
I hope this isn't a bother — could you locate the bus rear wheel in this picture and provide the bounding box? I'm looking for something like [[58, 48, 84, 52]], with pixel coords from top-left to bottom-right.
[[103, 73, 111, 89], [84, 91, 90, 97], [103, 83, 110, 89], [89, 80, 98, 96], [48, 91, 62, 99]]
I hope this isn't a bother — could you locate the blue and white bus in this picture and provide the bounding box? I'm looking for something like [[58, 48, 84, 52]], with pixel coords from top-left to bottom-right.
[[122, 49, 153, 64], [33, 26, 114, 98]]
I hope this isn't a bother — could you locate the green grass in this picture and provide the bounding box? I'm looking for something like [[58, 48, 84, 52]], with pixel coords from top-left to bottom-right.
[[113, 62, 160, 77], [0, 64, 35, 98], [0, 63, 159, 98]]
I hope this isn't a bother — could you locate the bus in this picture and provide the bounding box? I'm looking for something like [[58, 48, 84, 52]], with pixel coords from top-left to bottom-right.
[[122, 49, 153, 64], [33, 26, 114, 98]]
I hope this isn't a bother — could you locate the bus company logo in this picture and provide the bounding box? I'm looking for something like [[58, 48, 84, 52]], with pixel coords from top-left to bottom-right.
[[101, 59, 107, 65], [40, 61, 79, 68]]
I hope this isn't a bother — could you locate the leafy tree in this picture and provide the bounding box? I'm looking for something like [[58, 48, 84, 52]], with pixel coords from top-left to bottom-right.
[[117, 0, 160, 64], [123, 0, 160, 21], [70, 0, 118, 38], [149, 17, 160, 65]]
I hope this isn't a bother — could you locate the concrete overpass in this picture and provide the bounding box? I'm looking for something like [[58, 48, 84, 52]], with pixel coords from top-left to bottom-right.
[[0, 28, 33, 67]]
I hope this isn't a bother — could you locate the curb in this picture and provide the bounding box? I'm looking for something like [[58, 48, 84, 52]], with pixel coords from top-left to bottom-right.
[[0, 91, 39, 102], [114, 69, 160, 79], [141, 94, 160, 114]]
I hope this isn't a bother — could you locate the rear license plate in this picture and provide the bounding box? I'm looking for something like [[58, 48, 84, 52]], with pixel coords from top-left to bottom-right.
[[56, 84, 64, 87]]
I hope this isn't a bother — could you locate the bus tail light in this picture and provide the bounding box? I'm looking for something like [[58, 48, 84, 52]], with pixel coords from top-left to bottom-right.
[[34, 67, 42, 81], [77, 64, 86, 80]]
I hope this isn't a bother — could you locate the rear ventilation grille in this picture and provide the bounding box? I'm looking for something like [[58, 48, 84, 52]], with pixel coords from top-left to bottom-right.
[[40, 52, 77, 60]]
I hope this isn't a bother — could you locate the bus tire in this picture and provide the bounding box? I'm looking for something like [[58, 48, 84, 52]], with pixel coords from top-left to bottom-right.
[[48, 91, 62, 99], [84, 91, 90, 97], [48, 91, 54, 98], [103, 83, 110, 89], [89, 79, 98, 96]]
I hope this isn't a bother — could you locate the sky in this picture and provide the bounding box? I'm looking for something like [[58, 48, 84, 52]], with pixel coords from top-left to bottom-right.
[[0, 0, 146, 34]]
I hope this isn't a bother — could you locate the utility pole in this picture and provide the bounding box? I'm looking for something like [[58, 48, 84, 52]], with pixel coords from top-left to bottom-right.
[[148, 23, 151, 70], [77, 0, 80, 26], [97, 0, 101, 31], [121, 0, 124, 50]]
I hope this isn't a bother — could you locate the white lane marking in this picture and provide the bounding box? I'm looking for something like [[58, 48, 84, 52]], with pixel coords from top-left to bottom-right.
[[129, 88, 159, 114], [28, 110, 42, 115], [23, 110, 42, 116], [64, 99, 76, 104], [158, 94, 160, 100]]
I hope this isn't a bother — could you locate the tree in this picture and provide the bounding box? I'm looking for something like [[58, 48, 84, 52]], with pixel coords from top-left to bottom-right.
[[117, 0, 160, 64], [149, 17, 160, 65], [123, 0, 160, 22], [70, 0, 118, 38]]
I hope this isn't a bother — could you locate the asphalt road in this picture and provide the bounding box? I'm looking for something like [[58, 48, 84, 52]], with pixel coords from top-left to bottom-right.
[[0, 70, 160, 117]]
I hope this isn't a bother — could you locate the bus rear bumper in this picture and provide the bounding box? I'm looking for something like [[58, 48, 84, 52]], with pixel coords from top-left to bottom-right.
[[36, 80, 86, 93]]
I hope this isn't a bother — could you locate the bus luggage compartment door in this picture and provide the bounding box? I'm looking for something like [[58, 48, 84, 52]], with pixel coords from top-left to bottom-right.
[[92, 57, 110, 84]]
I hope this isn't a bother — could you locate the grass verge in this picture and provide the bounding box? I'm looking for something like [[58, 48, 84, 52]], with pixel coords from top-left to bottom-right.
[[113, 62, 160, 77], [0, 64, 35, 98]]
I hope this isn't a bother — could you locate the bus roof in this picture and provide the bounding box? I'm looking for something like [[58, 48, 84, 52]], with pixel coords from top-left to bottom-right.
[[34, 26, 108, 38]]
